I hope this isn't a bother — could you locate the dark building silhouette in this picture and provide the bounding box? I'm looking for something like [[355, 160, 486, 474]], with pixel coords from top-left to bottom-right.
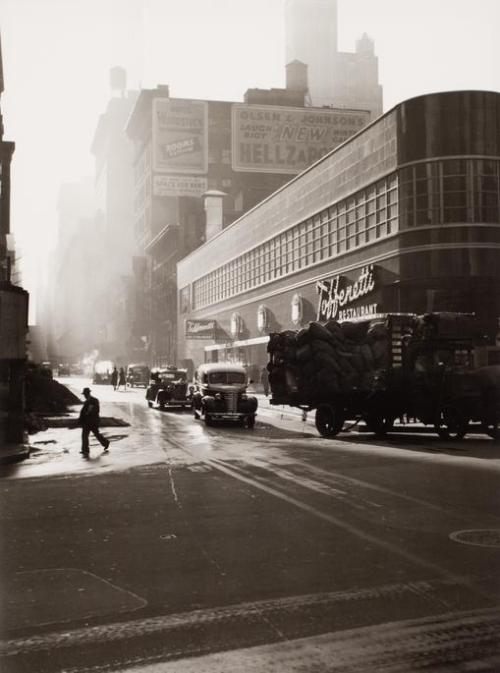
[[0, 34, 29, 449]]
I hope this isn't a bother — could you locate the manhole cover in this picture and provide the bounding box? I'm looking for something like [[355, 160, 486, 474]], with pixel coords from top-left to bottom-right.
[[449, 529, 500, 548]]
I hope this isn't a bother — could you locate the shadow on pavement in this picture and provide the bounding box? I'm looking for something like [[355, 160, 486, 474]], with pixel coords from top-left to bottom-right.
[[336, 429, 499, 459], [45, 417, 130, 428]]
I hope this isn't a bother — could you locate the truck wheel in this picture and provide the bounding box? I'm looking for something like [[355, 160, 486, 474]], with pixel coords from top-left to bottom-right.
[[246, 415, 255, 429], [435, 410, 469, 440], [147, 401, 153, 408], [365, 414, 394, 436], [482, 419, 499, 440], [315, 404, 344, 438], [204, 414, 213, 427]]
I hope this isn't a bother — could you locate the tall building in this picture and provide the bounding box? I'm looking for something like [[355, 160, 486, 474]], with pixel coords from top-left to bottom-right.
[[126, 79, 370, 367], [285, 0, 383, 118], [43, 71, 139, 367], [177, 91, 500, 372], [48, 178, 96, 363], [0, 34, 29, 448], [285, 0, 338, 106], [90, 68, 138, 363]]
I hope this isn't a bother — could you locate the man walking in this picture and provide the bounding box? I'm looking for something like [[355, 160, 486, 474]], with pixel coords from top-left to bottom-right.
[[79, 387, 110, 457], [260, 366, 270, 397]]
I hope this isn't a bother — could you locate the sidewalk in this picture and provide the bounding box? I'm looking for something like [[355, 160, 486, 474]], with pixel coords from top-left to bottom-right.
[[0, 442, 30, 465]]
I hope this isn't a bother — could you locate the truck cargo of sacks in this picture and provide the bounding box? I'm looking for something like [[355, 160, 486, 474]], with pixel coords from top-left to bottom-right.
[[267, 319, 391, 403]]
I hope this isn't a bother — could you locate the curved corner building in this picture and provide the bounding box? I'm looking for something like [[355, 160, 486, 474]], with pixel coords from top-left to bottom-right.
[[177, 91, 500, 372]]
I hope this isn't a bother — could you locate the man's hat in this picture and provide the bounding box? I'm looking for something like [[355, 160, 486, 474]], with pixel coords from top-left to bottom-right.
[[82, 387, 91, 395]]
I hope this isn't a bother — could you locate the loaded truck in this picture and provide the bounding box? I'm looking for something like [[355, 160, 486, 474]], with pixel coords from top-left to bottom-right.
[[267, 312, 499, 440]]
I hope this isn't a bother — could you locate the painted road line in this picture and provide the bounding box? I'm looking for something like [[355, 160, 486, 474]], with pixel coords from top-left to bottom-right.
[[159, 434, 492, 600], [207, 457, 490, 599], [0, 577, 494, 656]]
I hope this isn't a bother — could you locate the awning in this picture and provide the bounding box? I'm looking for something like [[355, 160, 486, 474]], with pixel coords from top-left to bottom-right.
[[204, 335, 270, 352]]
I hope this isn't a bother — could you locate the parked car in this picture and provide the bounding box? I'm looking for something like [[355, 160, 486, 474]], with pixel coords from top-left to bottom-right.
[[146, 366, 192, 409], [192, 363, 258, 427], [92, 360, 114, 384], [127, 363, 150, 388], [57, 363, 70, 377]]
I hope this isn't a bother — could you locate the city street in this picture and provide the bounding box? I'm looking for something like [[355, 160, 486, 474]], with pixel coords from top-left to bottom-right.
[[1, 378, 500, 672]]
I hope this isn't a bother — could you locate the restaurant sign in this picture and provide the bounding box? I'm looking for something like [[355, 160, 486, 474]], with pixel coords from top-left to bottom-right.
[[185, 319, 216, 339], [316, 265, 378, 322]]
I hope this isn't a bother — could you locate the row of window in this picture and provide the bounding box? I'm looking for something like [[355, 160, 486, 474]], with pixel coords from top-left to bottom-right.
[[187, 157, 500, 312], [192, 174, 398, 310], [399, 158, 500, 227]]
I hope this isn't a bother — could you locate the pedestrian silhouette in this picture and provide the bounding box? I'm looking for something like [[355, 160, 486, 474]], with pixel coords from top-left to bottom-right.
[[111, 366, 118, 390], [118, 367, 126, 390], [260, 366, 269, 397], [78, 387, 109, 457]]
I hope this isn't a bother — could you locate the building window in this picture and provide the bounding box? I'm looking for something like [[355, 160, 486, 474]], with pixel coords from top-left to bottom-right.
[[399, 158, 500, 229], [192, 172, 401, 310]]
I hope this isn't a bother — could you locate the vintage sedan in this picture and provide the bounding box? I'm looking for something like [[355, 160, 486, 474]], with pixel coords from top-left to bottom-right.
[[126, 363, 150, 388], [146, 367, 191, 409], [192, 363, 258, 428]]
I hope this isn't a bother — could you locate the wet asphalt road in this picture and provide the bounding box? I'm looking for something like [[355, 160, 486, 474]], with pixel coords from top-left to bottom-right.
[[1, 378, 500, 672]]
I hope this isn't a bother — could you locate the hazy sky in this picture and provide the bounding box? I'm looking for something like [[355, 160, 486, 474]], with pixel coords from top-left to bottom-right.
[[1, 0, 499, 319]]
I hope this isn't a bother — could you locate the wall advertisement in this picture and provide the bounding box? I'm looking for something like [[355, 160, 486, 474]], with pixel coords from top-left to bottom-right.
[[153, 98, 208, 175], [153, 175, 208, 198], [232, 104, 369, 174]]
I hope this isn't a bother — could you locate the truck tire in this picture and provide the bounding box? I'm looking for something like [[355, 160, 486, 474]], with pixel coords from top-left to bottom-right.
[[204, 414, 213, 427], [435, 409, 469, 440], [315, 404, 344, 438], [246, 415, 255, 429], [482, 419, 499, 440], [364, 414, 394, 436], [147, 401, 153, 408]]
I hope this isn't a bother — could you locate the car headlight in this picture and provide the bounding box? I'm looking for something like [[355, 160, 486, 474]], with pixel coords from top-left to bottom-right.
[[215, 393, 222, 400]]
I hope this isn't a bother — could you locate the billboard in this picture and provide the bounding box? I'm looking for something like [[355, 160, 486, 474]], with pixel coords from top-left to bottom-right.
[[153, 98, 208, 175], [153, 175, 208, 198], [232, 104, 369, 174]]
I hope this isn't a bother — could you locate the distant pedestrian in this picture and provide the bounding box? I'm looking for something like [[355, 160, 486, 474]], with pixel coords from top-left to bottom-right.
[[110, 366, 118, 390], [78, 387, 109, 457], [260, 366, 270, 397], [118, 367, 126, 390]]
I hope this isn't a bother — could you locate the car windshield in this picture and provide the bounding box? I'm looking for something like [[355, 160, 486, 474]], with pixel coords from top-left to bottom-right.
[[208, 371, 246, 385], [161, 371, 186, 381]]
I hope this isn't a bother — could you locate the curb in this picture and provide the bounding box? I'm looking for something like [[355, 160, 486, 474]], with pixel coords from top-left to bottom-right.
[[0, 444, 30, 465]]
